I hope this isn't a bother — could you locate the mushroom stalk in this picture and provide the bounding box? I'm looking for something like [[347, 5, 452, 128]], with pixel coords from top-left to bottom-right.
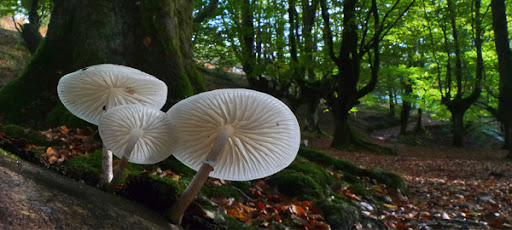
[[100, 98, 114, 187], [168, 126, 233, 224], [99, 147, 113, 187], [108, 129, 143, 192]]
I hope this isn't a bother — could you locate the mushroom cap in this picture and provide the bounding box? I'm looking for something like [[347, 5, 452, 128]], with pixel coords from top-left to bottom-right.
[[167, 88, 300, 181], [99, 104, 178, 164], [57, 64, 167, 125]]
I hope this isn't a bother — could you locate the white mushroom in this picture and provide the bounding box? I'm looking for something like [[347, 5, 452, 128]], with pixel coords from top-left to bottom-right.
[[99, 104, 179, 191], [57, 64, 168, 186], [57, 64, 167, 125], [167, 88, 300, 224]]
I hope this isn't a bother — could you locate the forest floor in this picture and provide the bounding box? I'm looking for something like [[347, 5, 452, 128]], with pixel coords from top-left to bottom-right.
[[299, 108, 512, 229], [1, 28, 511, 229]]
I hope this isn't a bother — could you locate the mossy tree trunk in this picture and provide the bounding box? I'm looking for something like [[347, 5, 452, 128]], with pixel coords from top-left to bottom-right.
[[0, 0, 203, 127]]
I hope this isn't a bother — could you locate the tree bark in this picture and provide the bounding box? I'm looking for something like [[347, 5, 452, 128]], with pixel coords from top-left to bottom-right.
[[325, 0, 359, 148], [331, 103, 354, 148], [491, 0, 512, 157], [388, 89, 395, 117], [17, 0, 43, 54], [400, 80, 413, 135], [440, 0, 483, 147], [414, 108, 423, 132], [451, 110, 465, 146], [0, 0, 203, 126]]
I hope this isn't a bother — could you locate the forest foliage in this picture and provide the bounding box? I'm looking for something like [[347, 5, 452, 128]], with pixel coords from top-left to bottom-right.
[[191, 0, 512, 149]]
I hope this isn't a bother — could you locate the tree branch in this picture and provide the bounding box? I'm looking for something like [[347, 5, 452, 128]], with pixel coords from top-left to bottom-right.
[[194, 0, 219, 24], [319, 0, 339, 64]]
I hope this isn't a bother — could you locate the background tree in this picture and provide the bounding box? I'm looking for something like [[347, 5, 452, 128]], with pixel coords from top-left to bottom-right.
[[491, 0, 512, 157], [426, 0, 485, 146], [0, 0, 51, 54], [319, 0, 414, 149]]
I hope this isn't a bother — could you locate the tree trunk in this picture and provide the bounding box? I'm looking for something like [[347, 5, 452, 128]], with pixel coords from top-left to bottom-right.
[[502, 123, 510, 148], [414, 108, 423, 132], [331, 104, 353, 148], [451, 110, 465, 146], [491, 0, 512, 157], [400, 101, 411, 135], [400, 81, 413, 135], [506, 125, 512, 159], [16, 0, 43, 54], [0, 0, 203, 127], [303, 94, 321, 133], [388, 89, 395, 117], [329, 0, 359, 148], [440, 0, 483, 147]]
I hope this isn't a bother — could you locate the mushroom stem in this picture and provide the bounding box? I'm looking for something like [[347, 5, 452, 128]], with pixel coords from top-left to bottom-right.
[[168, 126, 233, 224], [107, 129, 143, 192], [99, 146, 113, 187], [100, 99, 114, 187]]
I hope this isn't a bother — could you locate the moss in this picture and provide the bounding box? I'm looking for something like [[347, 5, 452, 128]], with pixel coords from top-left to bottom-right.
[[0, 148, 19, 160], [2, 124, 25, 138], [1, 124, 48, 145], [266, 169, 324, 199], [147, 174, 186, 195], [298, 147, 359, 172], [46, 103, 89, 128], [287, 156, 335, 186], [318, 198, 361, 230], [359, 168, 407, 192], [231, 181, 252, 197], [201, 185, 243, 200], [340, 172, 361, 185], [26, 132, 49, 146], [115, 162, 146, 184], [65, 149, 103, 175], [298, 147, 407, 191], [224, 215, 258, 230], [348, 183, 369, 195], [156, 155, 196, 179], [122, 173, 178, 213]]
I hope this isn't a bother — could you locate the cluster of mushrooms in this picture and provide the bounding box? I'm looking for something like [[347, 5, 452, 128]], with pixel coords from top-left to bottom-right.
[[57, 64, 301, 224]]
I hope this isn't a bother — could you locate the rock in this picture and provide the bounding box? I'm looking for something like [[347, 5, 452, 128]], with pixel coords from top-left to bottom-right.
[[0, 150, 173, 229]]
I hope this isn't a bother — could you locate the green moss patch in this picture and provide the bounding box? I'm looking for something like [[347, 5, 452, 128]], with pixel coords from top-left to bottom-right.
[[65, 149, 103, 175], [201, 185, 244, 200], [156, 155, 196, 178], [46, 103, 89, 128], [1, 124, 48, 146], [267, 169, 324, 199], [0, 148, 19, 160], [298, 147, 406, 191]]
